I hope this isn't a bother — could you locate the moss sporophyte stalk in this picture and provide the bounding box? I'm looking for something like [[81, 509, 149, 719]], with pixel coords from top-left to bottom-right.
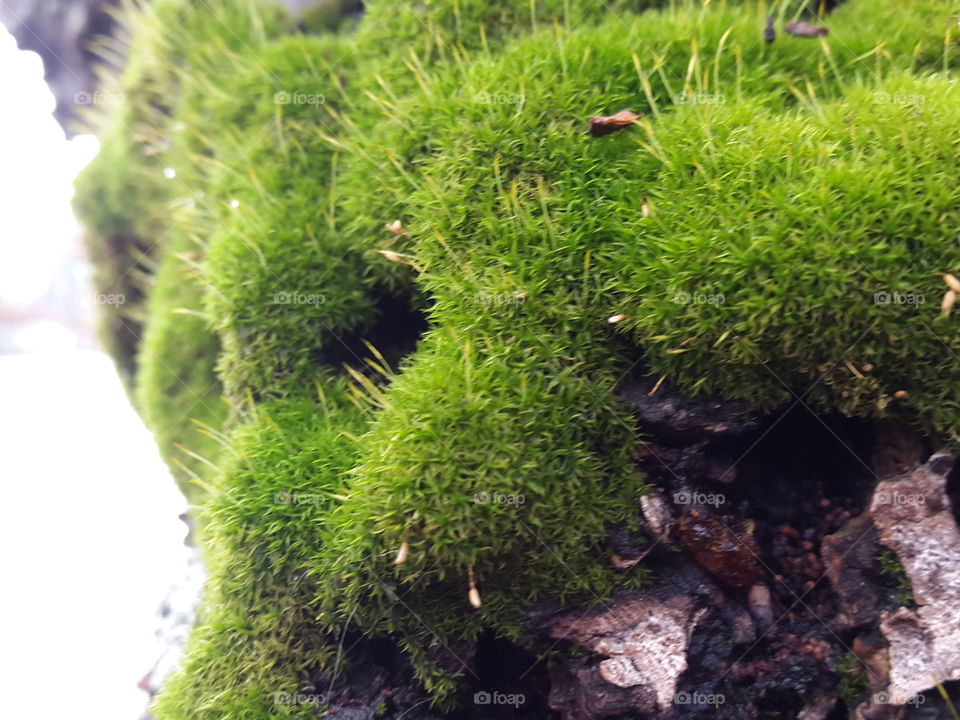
[[73, 0, 960, 715]]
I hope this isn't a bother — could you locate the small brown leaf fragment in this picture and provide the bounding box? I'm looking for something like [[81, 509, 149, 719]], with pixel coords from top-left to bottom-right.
[[748, 583, 774, 627], [941, 289, 958, 316], [385, 219, 405, 235], [588, 109, 641, 137], [894, 390, 910, 401], [468, 586, 482, 608], [611, 553, 643, 570], [647, 374, 667, 396], [844, 360, 865, 380], [785, 20, 829, 38], [678, 509, 763, 589], [467, 567, 481, 608], [379, 250, 412, 265], [763, 15, 776, 44]]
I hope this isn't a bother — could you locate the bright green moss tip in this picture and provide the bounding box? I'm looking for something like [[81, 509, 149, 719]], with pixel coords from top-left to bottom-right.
[[71, 0, 960, 714]]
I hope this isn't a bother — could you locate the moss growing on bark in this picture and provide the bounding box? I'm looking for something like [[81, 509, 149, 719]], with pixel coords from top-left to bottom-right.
[[73, 0, 960, 714]]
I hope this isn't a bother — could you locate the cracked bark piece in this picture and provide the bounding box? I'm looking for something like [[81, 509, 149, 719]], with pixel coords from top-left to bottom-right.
[[799, 692, 837, 720], [543, 564, 716, 718], [870, 452, 960, 701], [821, 513, 880, 631], [617, 377, 757, 440], [640, 488, 674, 538], [548, 658, 658, 720]]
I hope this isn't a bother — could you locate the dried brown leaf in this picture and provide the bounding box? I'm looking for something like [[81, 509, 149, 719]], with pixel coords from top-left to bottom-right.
[[589, 109, 641, 137]]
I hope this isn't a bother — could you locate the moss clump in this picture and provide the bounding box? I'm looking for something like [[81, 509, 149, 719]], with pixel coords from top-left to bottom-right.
[[384, 59, 960, 427], [75, 0, 290, 494], [134, 229, 227, 500], [73, 0, 286, 383], [154, 391, 365, 720], [613, 78, 960, 425], [837, 650, 872, 707], [320, 4, 960, 691], [73, 0, 960, 714], [198, 35, 390, 400], [355, 0, 662, 56], [318, 324, 648, 697]]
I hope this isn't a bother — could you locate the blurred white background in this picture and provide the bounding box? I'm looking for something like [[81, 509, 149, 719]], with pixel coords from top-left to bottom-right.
[[0, 22, 193, 720]]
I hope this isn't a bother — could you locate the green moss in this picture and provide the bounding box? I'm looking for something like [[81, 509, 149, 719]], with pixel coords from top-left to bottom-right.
[[73, 0, 288, 382], [73, 0, 960, 714], [614, 79, 960, 427], [74, 0, 289, 488], [134, 226, 227, 502], [837, 650, 871, 706], [356, 0, 662, 56], [340, 1, 960, 432], [317, 323, 648, 698], [201, 0, 685, 401], [319, 3, 960, 699], [877, 548, 915, 605], [344, 0, 959, 209], [198, 35, 395, 400], [154, 391, 364, 719]]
